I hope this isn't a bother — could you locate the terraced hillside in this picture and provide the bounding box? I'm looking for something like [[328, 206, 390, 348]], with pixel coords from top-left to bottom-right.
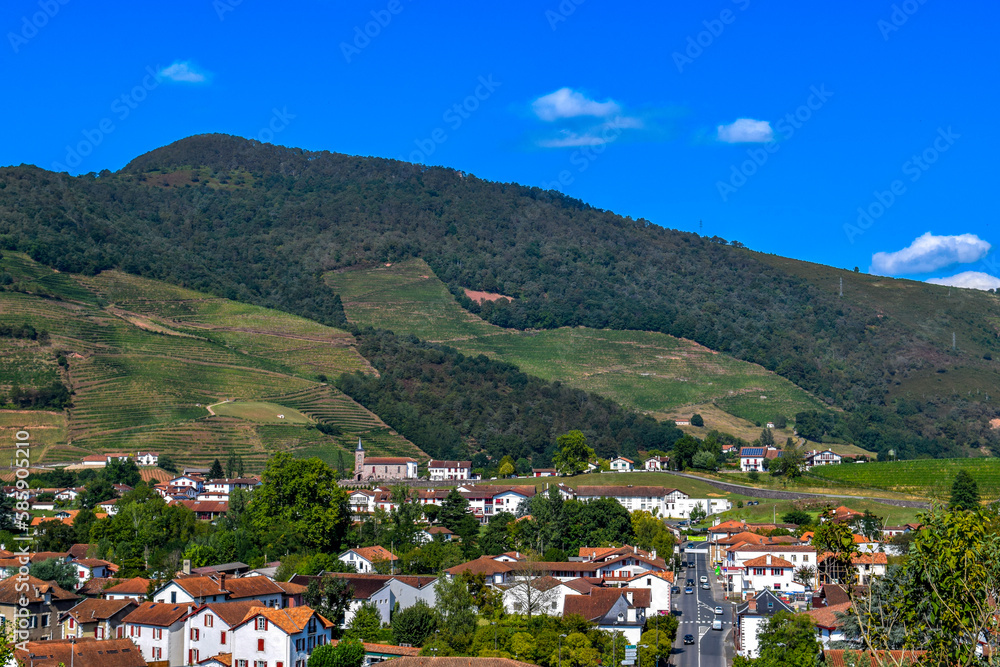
[[0, 253, 419, 468], [326, 259, 829, 425], [807, 458, 1000, 501]]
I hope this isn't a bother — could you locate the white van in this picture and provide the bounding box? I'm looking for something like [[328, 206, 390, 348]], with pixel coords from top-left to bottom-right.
[[712, 619, 723, 631]]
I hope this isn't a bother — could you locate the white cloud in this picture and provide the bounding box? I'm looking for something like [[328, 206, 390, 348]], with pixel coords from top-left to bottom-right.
[[536, 116, 643, 148], [870, 232, 992, 275], [158, 61, 209, 83], [717, 118, 774, 143], [926, 271, 1000, 291], [532, 88, 620, 121]]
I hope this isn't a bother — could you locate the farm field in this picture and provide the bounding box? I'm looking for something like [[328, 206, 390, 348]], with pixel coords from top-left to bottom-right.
[[326, 260, 829, 424], [0, 410, 67, 464], [0, 253, 420, 469], [477, 471, 734, 500], [807, 458, 1000, 500], [209, 401, 313, 424]]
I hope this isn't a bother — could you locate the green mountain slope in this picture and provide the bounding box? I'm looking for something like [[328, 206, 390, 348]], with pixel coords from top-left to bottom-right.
[[1, 133, 998, 459], [326, 259, 828, 424], [0, 253, 417, 468]]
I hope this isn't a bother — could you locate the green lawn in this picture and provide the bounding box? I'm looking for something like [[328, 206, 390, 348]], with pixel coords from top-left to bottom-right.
[[210, 401, 313, 424]]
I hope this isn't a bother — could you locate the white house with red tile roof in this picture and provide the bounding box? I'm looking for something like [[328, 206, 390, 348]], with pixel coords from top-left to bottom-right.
[[122, 601, 194, 665], [501, 576, 581, 616], [609, 457, 634, 472], [739, 553, 805, 594], [182, 600, 260, 666], [71, 558, 115, 590], [643, 456, 671, 471], [231, 605, 335, 667], [427, 460, 472, 481], [338, 546, 399, 574], [623, 570, 674, 615], [136, 451, 159, 466]]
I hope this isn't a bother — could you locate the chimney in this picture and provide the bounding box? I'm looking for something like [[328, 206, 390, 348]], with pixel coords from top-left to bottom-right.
[[183, 559, 191, 575], [219, 572, 227, 590], [748, 599, 757, 612], [766, 554, 771, 565], [625, 591, 633, 603], [651, 549, 656, 560]]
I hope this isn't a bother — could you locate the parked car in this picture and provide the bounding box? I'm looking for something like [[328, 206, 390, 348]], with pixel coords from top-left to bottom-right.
[[686, 579, 694, 586], [683, 634, 695, 644], [672, 586, 680, 594], [700, 576, 708, 584]]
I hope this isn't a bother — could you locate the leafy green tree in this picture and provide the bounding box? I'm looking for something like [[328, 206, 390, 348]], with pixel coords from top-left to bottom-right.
[[480, 511, 514, 555], [773, 415, 787, 429], [732, 612, 820, 667], [391, 600, 437, 646], [949, 469, 979, 511], [226, 451, 239, 478], [158, 455, 178, 473], [29, 557, 78, 590], [434, 571, 478, 648], [248, 453, 350, 552], [759, 428, 775, 449], [781, 509, 811, 526], [689, 505, 707, 525], [671, 435, 701, 470], [551, 632, 600, 667], [208, 458, 224, 480], [747, 470, 760, 483], [552, 430, 595, 476], [637, 617, 679, 667], [36, 520, 79, 552], [691, 450, 716, 470], [438, 489, 480, 554], [79, 477, 116, 509], [515, 458, 531, 476], [304, 577, 355, 630], [690, 413, 704, 427], [498, 461, 515, 477], [345, 601, 382, 642], [105, 458, 141, 486], [309, 638, 365, 667]]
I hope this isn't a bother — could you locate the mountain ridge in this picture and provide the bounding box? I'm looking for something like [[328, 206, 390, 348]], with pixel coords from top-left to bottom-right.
[[2, 133, 998, 460]]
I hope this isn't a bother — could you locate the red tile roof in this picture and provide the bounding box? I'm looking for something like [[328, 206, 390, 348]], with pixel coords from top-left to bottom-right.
[[235, 605, 334, 634], [63, 598, 137, 622], [743, 555, 794, 568], [122, 601, 193, 626], [347, 546, 398, 562], [103, 577, 152, 596], [16, 638, 146, 667], [0, 575, 79, 604], [802, 601, 852, 629]]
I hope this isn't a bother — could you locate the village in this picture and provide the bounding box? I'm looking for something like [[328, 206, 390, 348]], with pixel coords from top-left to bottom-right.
[[0, 441, 955, 667]]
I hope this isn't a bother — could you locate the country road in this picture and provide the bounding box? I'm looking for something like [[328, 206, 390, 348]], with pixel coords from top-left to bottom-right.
[[657, 469, 931, 509]]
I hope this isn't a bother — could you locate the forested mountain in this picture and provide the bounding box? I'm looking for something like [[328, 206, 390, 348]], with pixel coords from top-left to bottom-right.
[[1, 133, 998, 459]]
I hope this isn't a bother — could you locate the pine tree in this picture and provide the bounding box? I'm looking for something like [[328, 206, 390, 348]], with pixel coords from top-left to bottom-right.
[[949, 470, 980, 511], [208, 458, 224, 480], [760, 427, 775, 449]]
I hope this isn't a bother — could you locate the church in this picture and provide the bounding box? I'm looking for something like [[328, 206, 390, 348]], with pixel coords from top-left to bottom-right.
[[354, 438, 419, 480]]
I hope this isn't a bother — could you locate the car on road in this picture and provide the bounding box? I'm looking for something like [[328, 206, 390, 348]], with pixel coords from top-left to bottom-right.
[[701, 583, 710, 590], [712, 619, 723, 630], [715, 606, 724, 615], [688, 561, 695, 567], [686, 579, 694, 586], [684, 587, 694, 594], [699, 575, 708, 584], [683, 634, 695, 645], [672, 586, 680, 594]]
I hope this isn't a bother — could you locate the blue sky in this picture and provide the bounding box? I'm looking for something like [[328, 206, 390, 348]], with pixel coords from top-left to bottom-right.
[[3, 0, 998, 288]]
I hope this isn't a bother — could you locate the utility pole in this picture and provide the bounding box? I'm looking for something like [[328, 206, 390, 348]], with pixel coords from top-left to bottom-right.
[[839, 276, 843, 297], [953, 332, 956, 350]]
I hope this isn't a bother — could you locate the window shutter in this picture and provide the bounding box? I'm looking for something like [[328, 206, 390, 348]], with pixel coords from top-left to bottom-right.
[[258, 638, 265, 652], [221, 631, 226, 645], [264, 619, 268, 631]]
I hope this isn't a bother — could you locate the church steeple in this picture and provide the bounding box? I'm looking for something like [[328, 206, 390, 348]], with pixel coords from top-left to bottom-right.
[[354, 437, 365, 480]]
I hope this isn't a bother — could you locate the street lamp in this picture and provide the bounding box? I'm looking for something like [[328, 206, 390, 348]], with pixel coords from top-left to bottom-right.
[[612, 622, 619, 667], [638, 644, 648, 667], [559, 633, 567, 667]]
